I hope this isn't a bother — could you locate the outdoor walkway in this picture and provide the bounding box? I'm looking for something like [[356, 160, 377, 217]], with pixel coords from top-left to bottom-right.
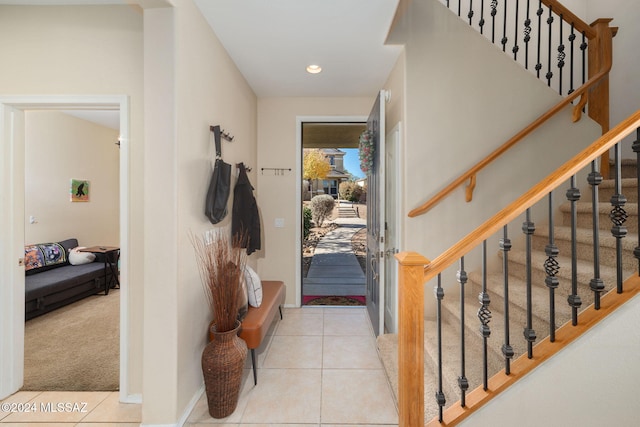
[[303, 214, 367, 296]]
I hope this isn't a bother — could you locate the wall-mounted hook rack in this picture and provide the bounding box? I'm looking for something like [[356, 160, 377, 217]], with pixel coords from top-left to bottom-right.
[[261, 167, 291, 176], [236, 162, 252, 173], [209, 125, 234, 142]]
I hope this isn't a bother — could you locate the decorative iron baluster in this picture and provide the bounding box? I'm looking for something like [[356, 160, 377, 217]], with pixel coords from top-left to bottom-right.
[[500, 225, 514, 374], [535, 1, 543, 78], [568, 24, 576, 95], [501, 0, 508, 52], [523, 0, 531, 69], [435, 273, 446, 422], [633, 129, 640, 275], [544, 192, 559, 342], [557, 14, 566, 94], [581, 31, 587, 85], [479, 0, 486, 34], [468, 0, 474, 25], [546, 6, 554, 86], [522, 208, 536, 358], [566, 176, 582, 326], [491, 0, 498, 43], [588, 161, 605, 309], [512, 0, 519, 59], [457, 257, 469, 407], [478, 240, 492, 390], [610, 142, 628, 294]]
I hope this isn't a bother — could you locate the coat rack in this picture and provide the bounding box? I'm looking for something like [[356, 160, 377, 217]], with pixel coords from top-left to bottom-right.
[[209, 125, 234, 142], [236, 162, 252, 173], [261, 167, 291, 175]]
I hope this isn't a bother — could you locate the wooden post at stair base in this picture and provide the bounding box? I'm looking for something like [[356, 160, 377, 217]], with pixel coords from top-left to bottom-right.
[[396, 251, 430, 427], [588, 18, 616, 179]]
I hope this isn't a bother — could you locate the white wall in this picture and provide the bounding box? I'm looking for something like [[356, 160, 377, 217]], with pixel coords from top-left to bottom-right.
[[25, 111, 119, 246], [256, 97, 373, 306], [458, 294, 640, 427], [0, 3, 144, 396]]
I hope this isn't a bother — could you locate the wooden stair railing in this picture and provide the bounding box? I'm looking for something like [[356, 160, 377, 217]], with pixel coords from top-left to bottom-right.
[[396, 109, 640, 427], [407, 7, 617, 219]]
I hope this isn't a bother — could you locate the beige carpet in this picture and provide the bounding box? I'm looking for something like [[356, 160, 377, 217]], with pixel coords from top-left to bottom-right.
[[22, 289, 119, 391]]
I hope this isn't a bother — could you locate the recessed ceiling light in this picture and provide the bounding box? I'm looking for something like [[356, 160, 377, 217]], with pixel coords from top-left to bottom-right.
[[306, 64, 322, 74]]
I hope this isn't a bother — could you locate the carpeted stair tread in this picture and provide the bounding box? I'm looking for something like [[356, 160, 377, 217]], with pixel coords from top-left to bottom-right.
[[559, 201, 638, 233], [599, 178, 638, 203]]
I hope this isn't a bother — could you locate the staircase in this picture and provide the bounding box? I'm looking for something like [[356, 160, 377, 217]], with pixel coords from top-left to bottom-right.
[[378, 160, 640, 423], [337, 201, 359, 219]]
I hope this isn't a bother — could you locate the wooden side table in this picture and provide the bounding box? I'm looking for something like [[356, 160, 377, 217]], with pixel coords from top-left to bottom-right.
[[79, 246, 120, 295]]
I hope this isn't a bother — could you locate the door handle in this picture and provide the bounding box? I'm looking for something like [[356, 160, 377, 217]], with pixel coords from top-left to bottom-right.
[[370, 257, 379, 281]]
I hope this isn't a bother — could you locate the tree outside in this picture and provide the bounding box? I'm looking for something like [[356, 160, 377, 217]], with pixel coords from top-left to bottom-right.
[[303, 149, 331, 197]]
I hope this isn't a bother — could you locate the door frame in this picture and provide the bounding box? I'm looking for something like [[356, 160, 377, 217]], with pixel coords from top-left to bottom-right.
[[295, 115, 367, 307], [0, 95, 132, 402]]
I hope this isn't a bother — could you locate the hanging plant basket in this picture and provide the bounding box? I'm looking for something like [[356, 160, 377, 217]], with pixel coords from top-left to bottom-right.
[[359, 130, 374, 176]]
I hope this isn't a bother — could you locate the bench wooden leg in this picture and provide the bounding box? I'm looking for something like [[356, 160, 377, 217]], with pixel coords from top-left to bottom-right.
[[278, 305, 283, 320], [251, 349, 257, 385]]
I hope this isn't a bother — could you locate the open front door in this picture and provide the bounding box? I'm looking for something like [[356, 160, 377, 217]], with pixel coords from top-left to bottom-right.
[[366, 90, 386, 336]]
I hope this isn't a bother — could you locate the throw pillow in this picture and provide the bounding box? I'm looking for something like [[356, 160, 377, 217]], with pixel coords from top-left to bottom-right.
[[24, 245, 45, 272], [38, 242, 66, 266], [69, 247, 96, 265], [237, 272, 249, 321], [244, 265, 262, 307]]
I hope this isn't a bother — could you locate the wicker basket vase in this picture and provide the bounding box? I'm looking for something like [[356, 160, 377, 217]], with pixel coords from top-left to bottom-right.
[[202, 321, 248, 418]]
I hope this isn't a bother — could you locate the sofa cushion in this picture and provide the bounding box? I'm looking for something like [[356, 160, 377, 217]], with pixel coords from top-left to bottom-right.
[[69, 247, 96, 265], [25, 262, 105, 301]]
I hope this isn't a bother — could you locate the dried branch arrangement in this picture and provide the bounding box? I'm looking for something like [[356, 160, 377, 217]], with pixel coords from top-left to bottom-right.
[[191, 228, 247, 332]]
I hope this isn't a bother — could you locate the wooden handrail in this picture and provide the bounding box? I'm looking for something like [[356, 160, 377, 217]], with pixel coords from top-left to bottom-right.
[[541, 0, 596, 39], [408, 15, 615, 219], [422, 109, 640, 284]]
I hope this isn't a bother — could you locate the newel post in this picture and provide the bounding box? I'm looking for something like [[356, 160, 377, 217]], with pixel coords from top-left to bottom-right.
[[396, 251, 430, 427], [588, 18, 617, 179]]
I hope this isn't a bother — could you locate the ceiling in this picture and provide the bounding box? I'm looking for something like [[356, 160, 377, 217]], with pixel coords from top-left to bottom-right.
[[193, 0, 403, 98], [2, 0, 403, 129]]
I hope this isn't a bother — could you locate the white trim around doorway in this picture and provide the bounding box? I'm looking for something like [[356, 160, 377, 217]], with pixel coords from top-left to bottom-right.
[[0, 95, 134, 403], [295, 115, 367, 308]]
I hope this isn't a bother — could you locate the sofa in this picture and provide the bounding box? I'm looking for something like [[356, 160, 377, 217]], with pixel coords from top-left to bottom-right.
[[24, 238, 116, 320]]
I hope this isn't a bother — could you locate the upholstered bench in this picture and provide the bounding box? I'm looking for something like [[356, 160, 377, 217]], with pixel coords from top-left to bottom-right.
[[239, 280, 285, 385]]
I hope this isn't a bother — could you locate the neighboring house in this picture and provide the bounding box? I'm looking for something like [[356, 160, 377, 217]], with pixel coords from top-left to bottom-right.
[[303, 148, 350, 199], [0, 1, 639, 426]]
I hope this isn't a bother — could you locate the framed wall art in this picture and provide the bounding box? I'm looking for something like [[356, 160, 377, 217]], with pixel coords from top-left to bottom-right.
[[70, 179, 90, 202]]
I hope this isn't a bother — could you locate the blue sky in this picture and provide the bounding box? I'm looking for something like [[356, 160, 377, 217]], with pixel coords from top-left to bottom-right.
[[342, 148, 364, 179]]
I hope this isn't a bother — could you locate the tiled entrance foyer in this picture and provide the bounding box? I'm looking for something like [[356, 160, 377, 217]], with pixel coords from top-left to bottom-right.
[[0, 307, 398, 426]]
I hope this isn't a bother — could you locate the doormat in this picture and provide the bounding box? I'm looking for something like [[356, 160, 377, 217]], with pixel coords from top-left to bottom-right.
[[303, 295, 366, 306]]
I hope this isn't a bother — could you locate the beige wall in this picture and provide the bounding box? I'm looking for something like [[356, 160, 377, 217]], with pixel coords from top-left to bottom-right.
[[143, 1, 258, 423], [0, 4, 144, 396], [256, 97, 373, 306], [391, 0, 601, 312], [24, 111, 119, 246]]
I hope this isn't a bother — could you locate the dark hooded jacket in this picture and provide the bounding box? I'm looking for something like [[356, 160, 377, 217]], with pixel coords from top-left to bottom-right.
[[232, 163, 261, 255]]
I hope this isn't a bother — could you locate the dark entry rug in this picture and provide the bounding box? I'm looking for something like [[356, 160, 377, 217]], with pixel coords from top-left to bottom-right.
[[303, 295, 366, 306]]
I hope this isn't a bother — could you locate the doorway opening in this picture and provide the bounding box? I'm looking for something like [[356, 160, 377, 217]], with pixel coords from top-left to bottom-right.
[[0, 95, 132, 402], [300, 120, 368, 306]]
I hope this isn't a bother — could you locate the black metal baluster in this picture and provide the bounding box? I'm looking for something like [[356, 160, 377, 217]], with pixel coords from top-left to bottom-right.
[[566, 176, 582, 326], [581, 31, 587, 85], [512, 0, 519, 59], [546, 6, 554, 86], [479, 0, 486, 34], [500, 225, 514, 374], [502, 0, 508, 52], [458, 0, 462, 17], [568, 24, 576, 95], [491, 0, 498, 43], [468, 0, 474, 25], [610, 142, 628, 294], [557, 14, 565, 94], [522, 208, 536, 357], [535, 1, 543, 78], [457, 257, 469, 407], [544, 192, 559, 342], [524, 0, 531, 69], [588, 161, 605, 309], [478, 240, 492, 390], [633, 129, 640, 275], [435, 273, 446, 422]]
